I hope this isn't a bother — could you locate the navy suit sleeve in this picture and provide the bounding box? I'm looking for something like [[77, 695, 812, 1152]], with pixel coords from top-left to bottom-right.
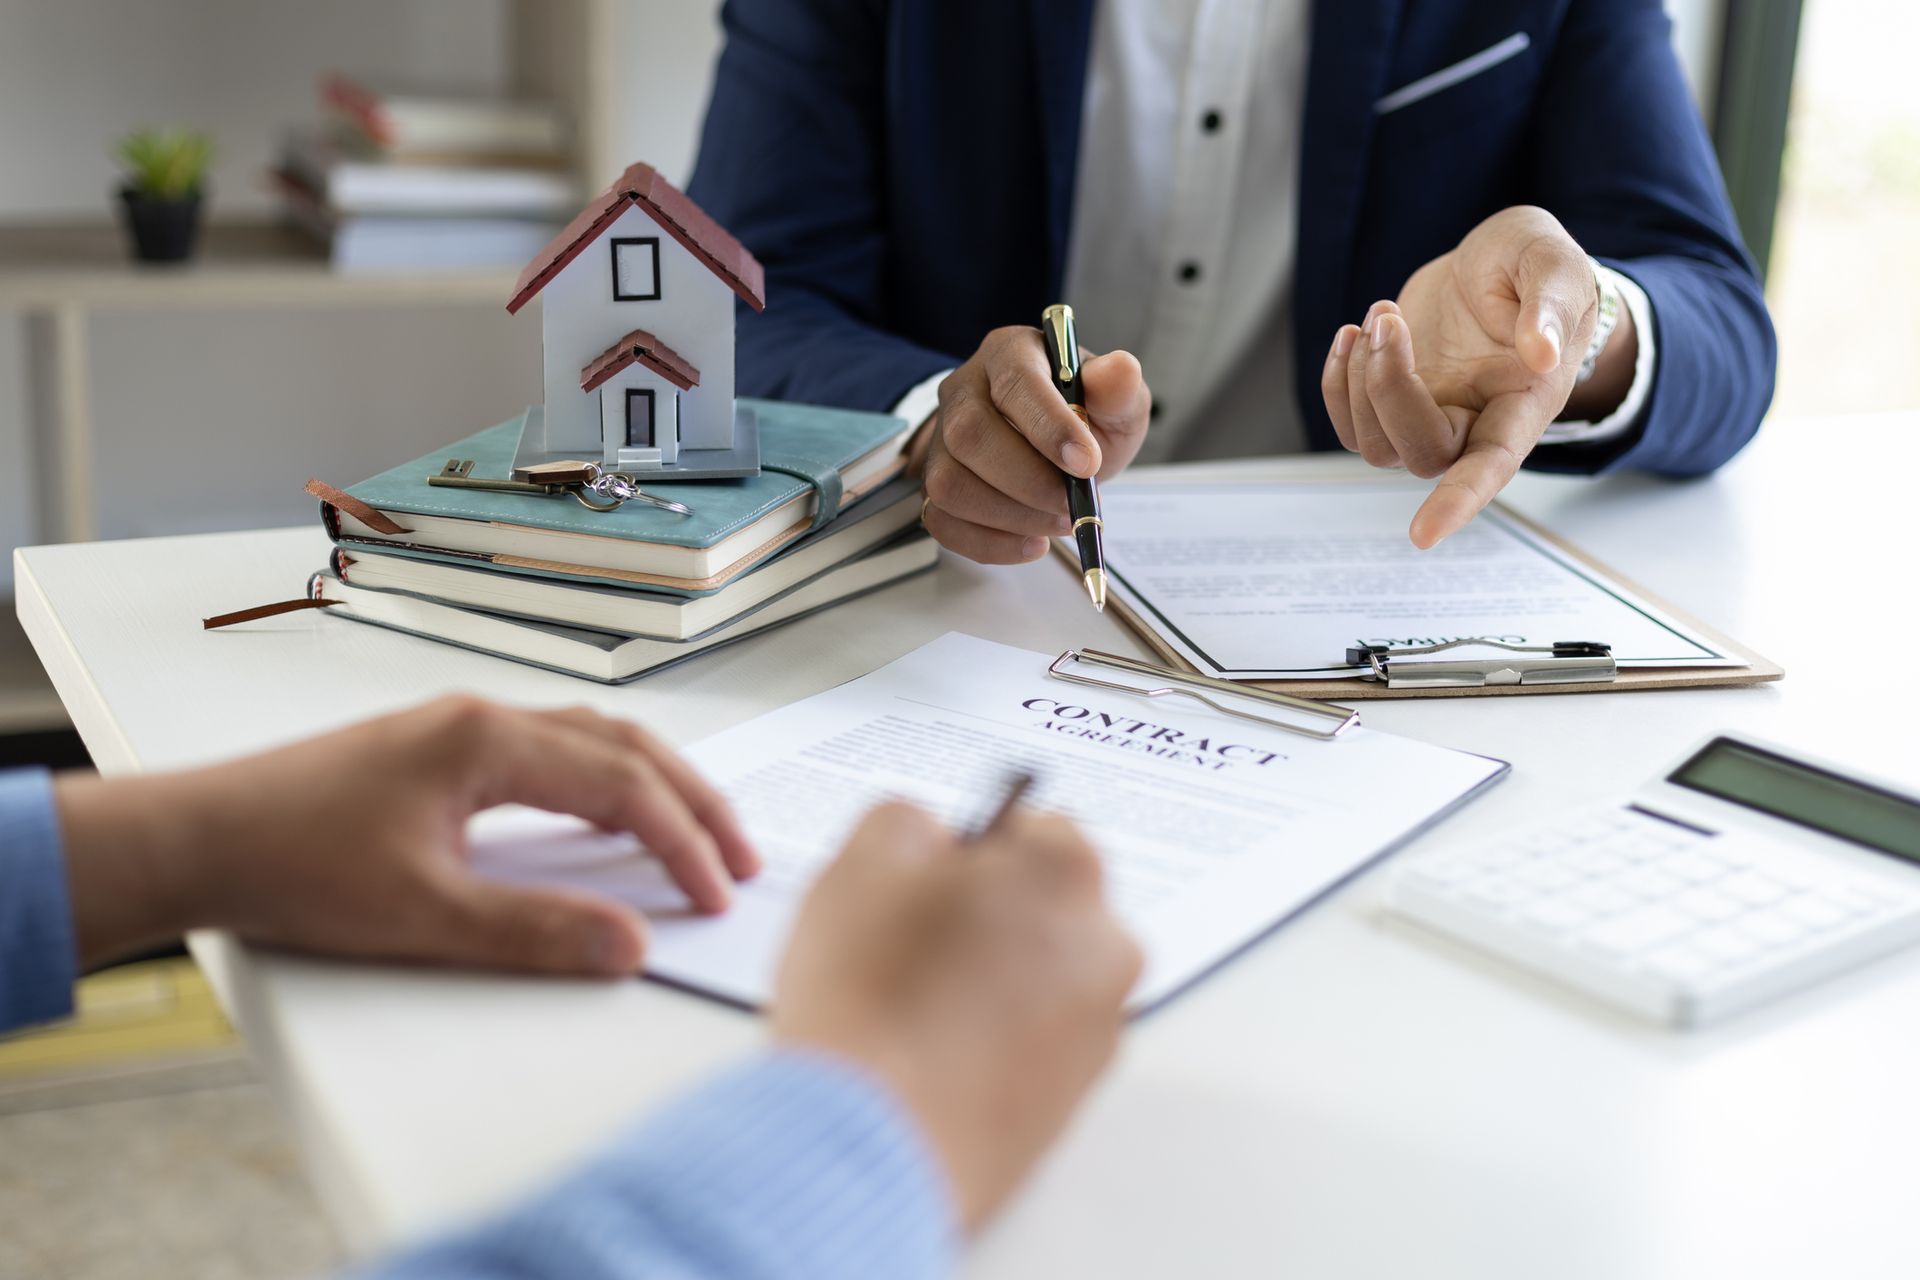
[[1523, 0, 1776, 476], [688, 0, 958, 413]]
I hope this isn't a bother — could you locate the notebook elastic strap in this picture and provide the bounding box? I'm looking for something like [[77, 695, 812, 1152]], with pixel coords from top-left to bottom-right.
[[761, 457, 845, 532]]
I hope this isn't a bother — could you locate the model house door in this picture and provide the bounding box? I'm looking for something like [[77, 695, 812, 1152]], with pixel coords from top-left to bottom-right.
[[626, 389, 655, 447]]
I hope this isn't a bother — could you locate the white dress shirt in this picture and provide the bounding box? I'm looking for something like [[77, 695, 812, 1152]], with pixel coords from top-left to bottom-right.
[[896, 0, 1654, 462]]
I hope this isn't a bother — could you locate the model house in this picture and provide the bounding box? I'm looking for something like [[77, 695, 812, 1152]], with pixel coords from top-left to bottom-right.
[[506, 161, 766, 476]]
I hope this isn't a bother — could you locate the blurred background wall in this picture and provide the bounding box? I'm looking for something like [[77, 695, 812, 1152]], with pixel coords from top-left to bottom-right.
[[0, 0, 1905, 706], [0, 0, 727, 598]]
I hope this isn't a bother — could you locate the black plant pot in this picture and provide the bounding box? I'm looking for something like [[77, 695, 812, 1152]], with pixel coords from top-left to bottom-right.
[[118, 186, 205, 263]]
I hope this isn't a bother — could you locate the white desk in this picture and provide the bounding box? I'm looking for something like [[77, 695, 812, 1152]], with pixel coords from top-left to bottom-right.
[[16, 414, 1920, 1280]]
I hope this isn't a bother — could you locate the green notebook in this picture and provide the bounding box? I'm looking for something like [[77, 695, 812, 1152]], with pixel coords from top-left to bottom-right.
[[318, 399, 910, 590]]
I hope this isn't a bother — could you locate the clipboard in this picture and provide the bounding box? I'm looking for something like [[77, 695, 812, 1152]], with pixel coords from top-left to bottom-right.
[[1061, 498, 1783, 701]]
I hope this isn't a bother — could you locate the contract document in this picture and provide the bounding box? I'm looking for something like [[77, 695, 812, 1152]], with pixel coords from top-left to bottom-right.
[[470, 633, 1507, 1012], [1098, 481, 1738, 680]]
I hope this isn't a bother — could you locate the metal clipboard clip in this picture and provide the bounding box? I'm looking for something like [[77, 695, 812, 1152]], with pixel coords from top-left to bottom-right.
[[1048, 649, 1360, 741], [1344, 638, 1617, 689]]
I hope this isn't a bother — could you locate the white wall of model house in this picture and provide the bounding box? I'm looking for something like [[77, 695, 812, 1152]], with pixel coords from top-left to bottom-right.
[[535, 202, 736, 466]]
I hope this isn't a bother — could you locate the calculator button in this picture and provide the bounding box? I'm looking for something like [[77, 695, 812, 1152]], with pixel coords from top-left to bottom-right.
[[1692, 927, 1763, 965], [1643, 945, 1719, 984], [1610, 839, 1664, 864], [1778, 895, 1851, 932], [1511, 860, 1581, 893], [1564, 848, 1630, 877], [1470, 846, 1530, 874], [1664, 852, 1729, 884], [1721, 873, 1791, 907], [1824, 886, 1891, 916], [1737, 912, 1807, 948], [1519, 897, 1598, 932], [1581, 906, 1694, 956], [1671, 888, 1744, 923], [1464, 876, 1541, 911], [1569, 882, 1640, 917], [1619, 867, 1689, 899]]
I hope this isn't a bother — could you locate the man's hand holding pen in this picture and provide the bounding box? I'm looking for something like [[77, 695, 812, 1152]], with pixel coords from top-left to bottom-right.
[[910, 326, 1151, 567]]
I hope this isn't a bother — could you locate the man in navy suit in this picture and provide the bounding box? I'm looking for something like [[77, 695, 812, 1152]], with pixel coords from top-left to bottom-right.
[[688, 0, 1775, 556]]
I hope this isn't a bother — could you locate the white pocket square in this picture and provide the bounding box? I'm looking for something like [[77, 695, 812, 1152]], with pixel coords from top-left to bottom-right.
[[1375, 32, 1532, 115]]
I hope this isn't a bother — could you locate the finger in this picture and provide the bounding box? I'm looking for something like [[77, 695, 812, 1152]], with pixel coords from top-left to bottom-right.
[[1364, 313, 1462, 479], [535, 707, 760, 881], [1321, 325, 1362, 451], [921, 501, 1051, 565], [979, 811, 1105, 900], [984, 328, 1103, 477], [1079, 350, 1151, 477], [1409, 395, 1539, 548], [854, 799, 951, 856], [1347, 302, 1403, 469], [465, 713, 735, 913], [923, 445, 1072, 538], [936, 399, 1076, 515], [1514, 234, 1594, 375], [434, 875, 650, 977], [831, 800, 956, 878]]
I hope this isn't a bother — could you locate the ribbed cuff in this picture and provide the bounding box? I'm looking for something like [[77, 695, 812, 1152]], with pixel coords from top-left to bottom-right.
[[0, 768, 78, 1034]]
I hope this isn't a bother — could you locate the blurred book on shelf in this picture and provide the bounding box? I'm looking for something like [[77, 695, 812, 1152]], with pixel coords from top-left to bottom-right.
[[322, 73, 570, 164], [271, 75, 577, 274]]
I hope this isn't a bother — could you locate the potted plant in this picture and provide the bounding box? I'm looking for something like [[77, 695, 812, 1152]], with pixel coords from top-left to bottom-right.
[[114, 127, 214, 263]]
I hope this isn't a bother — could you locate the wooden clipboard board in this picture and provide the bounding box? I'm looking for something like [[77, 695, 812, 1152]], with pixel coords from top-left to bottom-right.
[[1064, 499, 1783, 701]]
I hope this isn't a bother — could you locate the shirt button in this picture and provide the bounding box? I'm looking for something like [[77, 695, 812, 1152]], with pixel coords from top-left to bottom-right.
[[1201, 109, 1224, 134], [1177, 261, 1202, 284]]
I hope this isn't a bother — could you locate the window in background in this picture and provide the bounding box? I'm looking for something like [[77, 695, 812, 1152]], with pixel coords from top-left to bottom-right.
[[1766, 0, 1920, 415]]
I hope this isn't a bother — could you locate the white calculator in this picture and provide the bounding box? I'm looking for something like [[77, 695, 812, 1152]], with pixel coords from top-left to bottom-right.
[[1387, 734, 1920, 1027]]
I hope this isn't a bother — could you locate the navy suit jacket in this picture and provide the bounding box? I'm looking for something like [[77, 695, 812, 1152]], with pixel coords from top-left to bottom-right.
[[687, 0, 1775, 476]]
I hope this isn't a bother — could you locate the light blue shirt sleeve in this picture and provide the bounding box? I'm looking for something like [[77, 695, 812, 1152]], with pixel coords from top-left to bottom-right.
[[0, 768, 79, 1034], [359, 1047, 959, 1280]]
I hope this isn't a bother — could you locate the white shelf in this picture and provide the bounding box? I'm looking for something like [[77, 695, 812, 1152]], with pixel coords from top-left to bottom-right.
[[0, 221, 517, 311]]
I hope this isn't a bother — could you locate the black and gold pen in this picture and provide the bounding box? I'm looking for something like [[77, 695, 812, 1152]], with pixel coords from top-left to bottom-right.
[[1040, 303, 1107, 611]]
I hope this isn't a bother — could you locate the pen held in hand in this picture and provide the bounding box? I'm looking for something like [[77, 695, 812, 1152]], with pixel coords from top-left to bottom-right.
[[1041, 304, 1108, 612], [969, 771, 1038, 844]]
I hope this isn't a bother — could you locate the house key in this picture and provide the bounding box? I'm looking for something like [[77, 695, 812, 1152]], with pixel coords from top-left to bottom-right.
[[516, 459, 694, 515], [430, 458, 694, 516]]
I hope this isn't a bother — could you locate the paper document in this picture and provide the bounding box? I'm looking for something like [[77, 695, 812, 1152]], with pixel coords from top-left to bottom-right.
[[1098, 481, 1736, 679], [471, 633, 1507, 1012]]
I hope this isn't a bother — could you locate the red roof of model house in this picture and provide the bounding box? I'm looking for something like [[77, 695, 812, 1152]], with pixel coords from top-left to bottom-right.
[[507, 162, 767, 315], [580, 328, 701, 393]]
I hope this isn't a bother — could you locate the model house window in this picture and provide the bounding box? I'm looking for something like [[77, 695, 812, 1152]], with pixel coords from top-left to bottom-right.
[[611, 237, 662, 301], [626, 389, 656, 447]]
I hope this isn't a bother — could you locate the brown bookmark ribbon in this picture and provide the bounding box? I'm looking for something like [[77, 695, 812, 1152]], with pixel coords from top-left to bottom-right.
[[203, 598, 341, 630], [304, 478, 411, 536]]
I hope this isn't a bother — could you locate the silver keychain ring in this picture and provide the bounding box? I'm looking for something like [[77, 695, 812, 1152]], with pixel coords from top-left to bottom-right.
[[623, 489, 696, 517], [567, 469, 695, 517]]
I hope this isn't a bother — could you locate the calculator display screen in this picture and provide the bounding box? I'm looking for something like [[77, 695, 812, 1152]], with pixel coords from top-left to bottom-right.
[[1670, 739, 1920, 862]]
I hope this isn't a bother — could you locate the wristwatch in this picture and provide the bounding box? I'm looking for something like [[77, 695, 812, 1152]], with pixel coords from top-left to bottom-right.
[[1576, 258, 1622, 386]]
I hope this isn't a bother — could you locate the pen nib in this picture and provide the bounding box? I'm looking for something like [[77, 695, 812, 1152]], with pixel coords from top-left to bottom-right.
[[1083, 568, 1108, 612]]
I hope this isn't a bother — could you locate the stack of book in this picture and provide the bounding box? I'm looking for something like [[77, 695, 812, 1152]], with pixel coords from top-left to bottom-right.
[[306, 401, 935, 682], [272, 75, 577, 274]]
